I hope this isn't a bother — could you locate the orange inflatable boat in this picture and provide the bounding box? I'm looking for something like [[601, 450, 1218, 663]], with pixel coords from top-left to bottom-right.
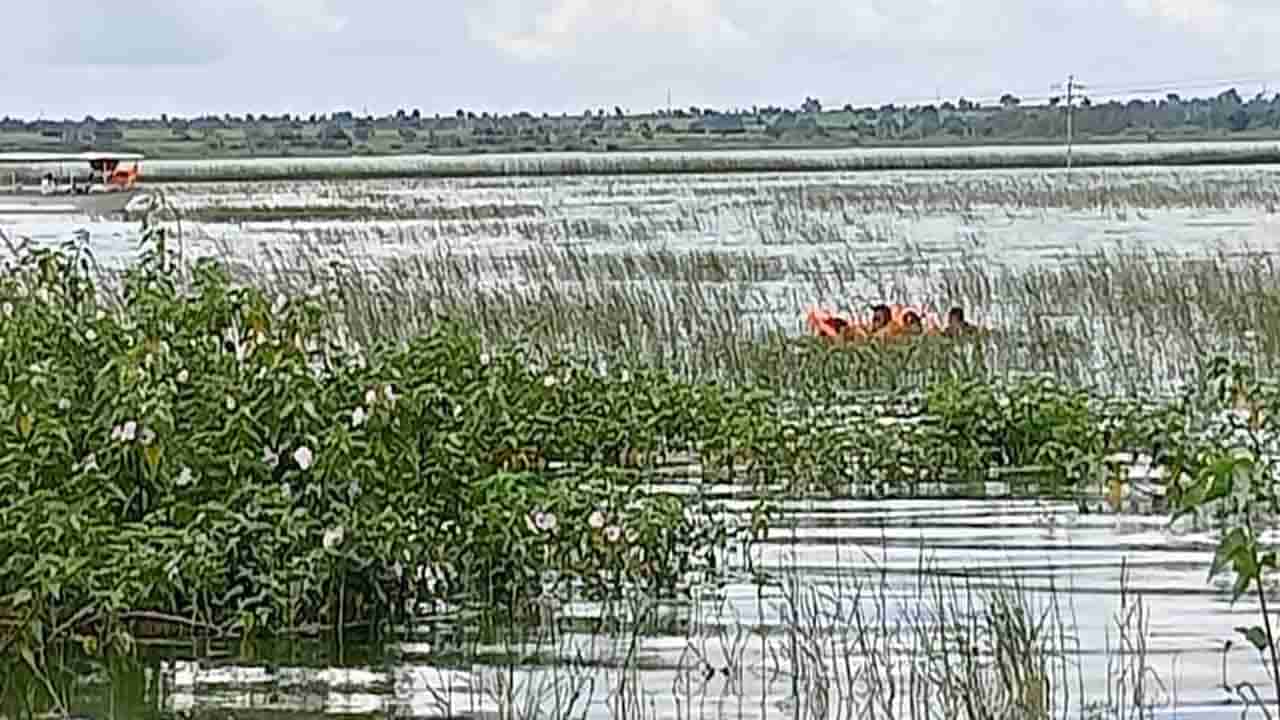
[[805, 307, 856, 339], [806, 304, 965, 343]]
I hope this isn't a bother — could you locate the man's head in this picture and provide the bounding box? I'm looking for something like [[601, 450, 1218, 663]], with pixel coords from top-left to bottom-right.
[[870, 304, 892, 329], [947, 307, 966, 326], [902, 310, 923, 333]]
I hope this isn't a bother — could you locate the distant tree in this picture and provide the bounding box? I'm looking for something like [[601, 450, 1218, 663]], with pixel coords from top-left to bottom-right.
[[999, 93, 1021, 109], [412, 109, 421, 120], [615, 106, 624, 117], [917, 105, 941, 136], [1218, 88, 1243, 107], [1228, 108, 1250, 132]]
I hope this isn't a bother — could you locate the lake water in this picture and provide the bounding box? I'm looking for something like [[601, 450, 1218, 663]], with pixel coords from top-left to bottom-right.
[[6, 163, 1280, 719]]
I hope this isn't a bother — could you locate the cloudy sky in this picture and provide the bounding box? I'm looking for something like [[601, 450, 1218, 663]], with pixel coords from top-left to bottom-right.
[[3, 0, 1278, 119]]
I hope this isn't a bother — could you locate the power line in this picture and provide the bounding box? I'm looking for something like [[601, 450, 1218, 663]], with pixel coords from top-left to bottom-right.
[[831, 69, 1280, 111]]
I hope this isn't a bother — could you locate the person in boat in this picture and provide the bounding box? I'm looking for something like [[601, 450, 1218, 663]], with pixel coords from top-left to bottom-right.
[[40, 173, 54, 195], [944, 307, 979, 336], [900, 310, 925, 336], [867, 304, 893, 334]]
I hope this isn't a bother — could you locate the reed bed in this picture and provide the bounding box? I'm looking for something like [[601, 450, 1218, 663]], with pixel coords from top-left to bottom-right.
[[108, 140, 1280, 183], [222, 237, 1280, 391], [49, 552, 1181, 720], [161, 164, 1280, 225]]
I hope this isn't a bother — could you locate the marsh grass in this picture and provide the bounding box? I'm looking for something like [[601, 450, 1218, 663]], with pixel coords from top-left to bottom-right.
[[163, 165, 1280, 238], [76, 544, 1169, 720], [211, 236, 1280, 392], [71, 141, 1280, 183]]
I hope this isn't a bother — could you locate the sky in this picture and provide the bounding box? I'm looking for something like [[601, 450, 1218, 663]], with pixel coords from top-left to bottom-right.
[[2, 0, 1279, 120]]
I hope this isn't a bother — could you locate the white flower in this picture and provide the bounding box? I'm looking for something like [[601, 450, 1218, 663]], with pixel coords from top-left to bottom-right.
[[225, 396, 236, 411], [176, 369, 189, 384], [57, 398, 70, 412], [620, 370, 631, 384], [352, 406, 367, 428], [120, 420, 138, 443], [95, 310, 106, 322], [293, 446, 314, 471], [383, 385, 397, 404], [110, 425, 122, 441], [85, 329, 97, 342], [588, 510, 606, 530], [323, 526, 345, 550], [543, 375, 558, 388], [480, 352, 491, 367], [1, 302, 12, 318], [80, 453, 99, 472], [605, 525, 623, 544], [263, 446, 280, 468], [365, 389, 378, 406], [530, 511, 558, 533], [176, 467, 194, 487]]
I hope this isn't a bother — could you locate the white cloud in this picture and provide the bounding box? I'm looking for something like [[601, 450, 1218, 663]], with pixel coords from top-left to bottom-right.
[[471, 0, 750, 61], [1123, 0, 1230, 28], [252, 0, 348, 35]]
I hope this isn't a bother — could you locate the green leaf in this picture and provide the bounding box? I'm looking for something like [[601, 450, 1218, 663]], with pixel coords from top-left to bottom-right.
[[1210, 528, 1247, 581], [1231, 573, 1254, 604], [19, 646, 36, 671], [1235, 625, 1271, 653]]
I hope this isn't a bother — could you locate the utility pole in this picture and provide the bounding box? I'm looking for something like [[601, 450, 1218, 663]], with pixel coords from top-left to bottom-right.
[[1052, 74, 1087, 179]]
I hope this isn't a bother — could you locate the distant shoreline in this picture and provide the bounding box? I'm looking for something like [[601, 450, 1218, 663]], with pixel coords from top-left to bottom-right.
[[5, 138, 1280, 184], [119, 140, 1280, 183]]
